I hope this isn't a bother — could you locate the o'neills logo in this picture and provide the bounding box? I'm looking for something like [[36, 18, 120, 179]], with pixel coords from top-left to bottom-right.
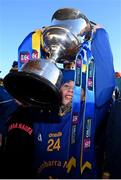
[[8, 123, 33, 135]]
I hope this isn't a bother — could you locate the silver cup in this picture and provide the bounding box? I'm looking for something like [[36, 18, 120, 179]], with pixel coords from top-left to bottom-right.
[[51, 8, 92, 44], [4, 25, 79, 111], [4, 8, 92, 111], [42, 25, 79, 62]]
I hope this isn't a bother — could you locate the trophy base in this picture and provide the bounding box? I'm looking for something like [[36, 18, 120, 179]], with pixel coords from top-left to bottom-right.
[[4, 71, 61, 112]]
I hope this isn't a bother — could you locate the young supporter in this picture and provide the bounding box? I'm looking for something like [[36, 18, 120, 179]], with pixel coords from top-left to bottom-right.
[[2, 68, 85, 179]]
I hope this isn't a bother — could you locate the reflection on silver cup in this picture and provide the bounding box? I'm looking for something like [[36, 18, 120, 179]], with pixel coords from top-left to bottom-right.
[[51, 8, 92, 44], [42, 25, 80, 62]]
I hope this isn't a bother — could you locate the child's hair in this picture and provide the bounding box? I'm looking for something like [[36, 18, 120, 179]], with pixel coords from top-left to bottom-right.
[[61, 69, 85, 90]]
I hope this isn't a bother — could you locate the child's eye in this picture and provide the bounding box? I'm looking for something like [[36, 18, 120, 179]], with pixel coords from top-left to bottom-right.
[[63, 84, 70, 88]]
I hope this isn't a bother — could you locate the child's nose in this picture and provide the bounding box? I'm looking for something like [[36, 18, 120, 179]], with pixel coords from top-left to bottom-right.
[[68, 87, 73, 92]]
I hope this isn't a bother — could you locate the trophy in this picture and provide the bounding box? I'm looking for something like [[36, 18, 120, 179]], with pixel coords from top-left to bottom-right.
[[3, 8, 92, 111], [51, 8, 92, 44]]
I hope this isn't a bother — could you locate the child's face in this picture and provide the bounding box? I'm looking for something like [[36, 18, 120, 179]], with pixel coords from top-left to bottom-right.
[[60, 80, 85, 106], [60, 81, 74, 106]]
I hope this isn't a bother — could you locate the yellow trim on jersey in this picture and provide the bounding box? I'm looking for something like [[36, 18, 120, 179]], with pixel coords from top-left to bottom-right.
[[32, 29, 42, 58]]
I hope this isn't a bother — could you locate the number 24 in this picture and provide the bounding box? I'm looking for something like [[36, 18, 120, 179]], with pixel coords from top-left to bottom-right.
[[47, 138, 61, 151]]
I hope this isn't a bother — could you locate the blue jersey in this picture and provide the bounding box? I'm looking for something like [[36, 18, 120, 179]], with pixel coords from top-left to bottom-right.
[[33, 112, 71, 179], [32, 100, 85, 179]]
